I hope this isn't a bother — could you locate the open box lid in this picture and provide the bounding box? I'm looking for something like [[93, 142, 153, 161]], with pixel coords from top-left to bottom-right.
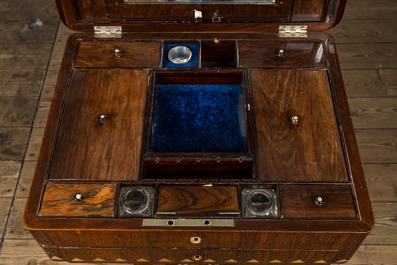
[[56, 0, 347, 33]]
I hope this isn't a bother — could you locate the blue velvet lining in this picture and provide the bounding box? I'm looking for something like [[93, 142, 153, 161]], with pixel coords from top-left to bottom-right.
[[150, 84, 247, 153], [162, 44, 199, 68]]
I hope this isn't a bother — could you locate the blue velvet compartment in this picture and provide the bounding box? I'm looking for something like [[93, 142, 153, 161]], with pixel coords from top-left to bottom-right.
[[162, 44, 199, 68], [150, 84, 247, 153]]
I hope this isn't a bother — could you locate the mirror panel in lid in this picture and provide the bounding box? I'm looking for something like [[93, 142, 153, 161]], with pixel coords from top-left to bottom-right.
[[57, 0, 347, 32]]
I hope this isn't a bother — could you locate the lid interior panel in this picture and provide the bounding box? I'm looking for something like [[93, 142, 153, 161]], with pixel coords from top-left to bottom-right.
[[56, 0, 347, 31]]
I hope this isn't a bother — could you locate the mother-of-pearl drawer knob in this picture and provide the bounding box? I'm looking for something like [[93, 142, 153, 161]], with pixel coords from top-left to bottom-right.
[[314, 196, 324, 206], [291, 115, 299, 125], [74, 193, 83, 203], [114, 49, 121, 57]]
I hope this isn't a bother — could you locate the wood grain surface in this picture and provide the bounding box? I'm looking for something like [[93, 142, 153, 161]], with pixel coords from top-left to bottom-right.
[[0, 44, 52, 69], [355, 129, 397, 164], [0, 161, 20, 198], [72, 0, 107, 20], [2, 0, 396, 263], [0, 98, 37, 127], [0, 127, 30, 161], [338, 43, 397, 70], [281, 185, 357, 219], [250, 70, 348, 182], [107, 0, 292, 19], [364, 164, 397, 202], [49, 69, 149, 180], [0, 69, 45, 97], [239, 41, 326, 68], [158, 185, 238, 214], [75, 41, 161, 68], [46, 247, 340, 264], [39, 183, 116, 217], [292, 0, 328, 21], [24, 229, 367, 250], [343, 0, 397, 20], [55, 0, 347, 32], [328, 19, 397, 44], [349, 98, 397, 129]]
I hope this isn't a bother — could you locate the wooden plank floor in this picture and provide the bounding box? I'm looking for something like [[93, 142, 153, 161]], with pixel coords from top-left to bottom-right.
[[0, 0, 396, 264]]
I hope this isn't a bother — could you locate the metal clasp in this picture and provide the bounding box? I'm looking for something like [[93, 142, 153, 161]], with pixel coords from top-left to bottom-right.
[[212, 10, 222, 23]]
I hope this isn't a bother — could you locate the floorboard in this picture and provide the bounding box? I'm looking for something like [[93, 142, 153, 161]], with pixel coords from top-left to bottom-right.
[[338, 43, 397, 70], [364, 164, 397, 202], [343, 0, 397, 20], [349, 98, 397, 129], [328, 19, 397, 44], [356, 129, 397, 164]]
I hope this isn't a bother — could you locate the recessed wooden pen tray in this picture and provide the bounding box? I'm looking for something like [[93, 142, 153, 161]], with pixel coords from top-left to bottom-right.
[[143, 71, 253, 179]]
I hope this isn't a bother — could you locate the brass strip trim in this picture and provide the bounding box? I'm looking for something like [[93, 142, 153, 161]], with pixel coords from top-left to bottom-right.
[[142, 219, 235, 227]]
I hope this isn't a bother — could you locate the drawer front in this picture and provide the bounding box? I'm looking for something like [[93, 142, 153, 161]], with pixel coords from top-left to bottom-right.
[[250, 70, 348, 183], [49, 247, 339, 264], [158, 185, 239, 215], [238, 41, 326, 68], [281, 185, 357, 219], [74, 41, 161, 68], [35, 229, 361, 251], [39, 183, 116, 217], [49, 69, 149, 181]]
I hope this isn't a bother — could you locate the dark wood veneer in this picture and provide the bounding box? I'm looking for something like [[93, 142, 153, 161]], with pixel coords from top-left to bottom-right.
[[39, 183, 116, 217], [55, 0, 348, 32], [47, 247, 340, 264], [75, 41, 161, 68], [72, 0, 107, 20], [23, 11, 373, 262], [158, 185, 238, 214], [239, 41, 326, 68], [250, 70, 348, 183], [292, 0, 329, 22], [107, 0, 292, 20], [281, 184, 357, 219], [49, 69, 149, 181]]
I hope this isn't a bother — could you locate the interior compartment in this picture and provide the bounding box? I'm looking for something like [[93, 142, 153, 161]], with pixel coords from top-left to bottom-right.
[[201, 40, 237, 68], [143, 71, 253, 179], [162, 42, 199, 68], [238, 41, 326, 68], [74, 41, 161, 68], [49, 69, 149, 181]]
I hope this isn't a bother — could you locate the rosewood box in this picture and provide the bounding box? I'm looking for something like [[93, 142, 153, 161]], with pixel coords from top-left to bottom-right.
[[24, 0, 374, 264]]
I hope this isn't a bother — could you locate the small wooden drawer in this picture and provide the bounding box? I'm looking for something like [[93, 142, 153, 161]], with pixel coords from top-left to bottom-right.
[[39, 183, 116, 217], [74, 41, 161, 68], [158, 185, 239, 215], [238, 41, 326, 68], [281, 185, 357, 219]]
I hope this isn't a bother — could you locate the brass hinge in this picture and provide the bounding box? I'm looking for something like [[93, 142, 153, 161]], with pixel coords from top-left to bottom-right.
[[94, 26, 122, 38], [278, 25, 308, 38]]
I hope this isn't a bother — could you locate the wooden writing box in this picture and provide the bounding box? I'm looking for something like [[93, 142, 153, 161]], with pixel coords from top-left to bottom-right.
[[23, 0, 374, 264]]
